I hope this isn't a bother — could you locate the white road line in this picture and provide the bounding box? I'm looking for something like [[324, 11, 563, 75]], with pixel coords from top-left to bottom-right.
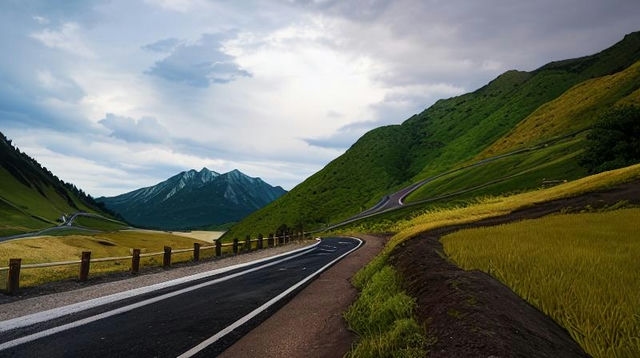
[[177, 237, 363, 358], [0, 245, 320, 351], [0, 240, 319, 333]]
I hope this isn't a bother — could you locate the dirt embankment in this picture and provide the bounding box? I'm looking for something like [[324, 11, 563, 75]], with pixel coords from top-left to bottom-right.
[[390, 181, 640, 357]]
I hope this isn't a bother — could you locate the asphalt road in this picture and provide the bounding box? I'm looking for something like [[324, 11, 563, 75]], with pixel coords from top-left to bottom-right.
[[0, 237, 361, 358]]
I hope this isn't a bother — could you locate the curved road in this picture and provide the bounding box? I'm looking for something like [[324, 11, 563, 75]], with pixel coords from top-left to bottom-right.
[[0, 237, 361, 357], [324, 132, 586, 231]]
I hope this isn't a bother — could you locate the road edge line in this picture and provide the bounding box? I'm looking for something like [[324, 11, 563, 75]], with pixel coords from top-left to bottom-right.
[[177, 237, 363, 358], [0, 240, 321, 333]]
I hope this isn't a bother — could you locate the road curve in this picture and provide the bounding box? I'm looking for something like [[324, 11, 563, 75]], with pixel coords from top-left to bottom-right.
[[0, 237, 361, 358]]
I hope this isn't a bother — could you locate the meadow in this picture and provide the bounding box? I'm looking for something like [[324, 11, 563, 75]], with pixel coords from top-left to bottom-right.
[[442, 209, 640, 358], [0, 230, 212, 288]]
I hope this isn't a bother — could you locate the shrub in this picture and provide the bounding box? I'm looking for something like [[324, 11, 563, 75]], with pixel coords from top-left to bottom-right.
[[580, 105, 640, 173]]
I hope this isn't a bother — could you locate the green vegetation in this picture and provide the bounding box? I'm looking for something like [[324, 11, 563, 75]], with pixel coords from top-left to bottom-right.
[[0, 132, 112, 236], [442, 209, 640, 358], [227, 32, 640, 240], [580, 105, 640, 173], [344, 265, 429, 357], [72, 215, 129, 231], [343, 165, 640, 357], [406, 135, 588, 203], [479, 60, 640, 157]]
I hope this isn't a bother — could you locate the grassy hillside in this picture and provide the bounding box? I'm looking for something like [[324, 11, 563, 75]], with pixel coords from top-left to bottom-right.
[[347, 164, 640, 357], [479, 60, 640, 157], [225, 31, 640, 240], [406, 59, 640, 203], [0, 132, 111, 236]]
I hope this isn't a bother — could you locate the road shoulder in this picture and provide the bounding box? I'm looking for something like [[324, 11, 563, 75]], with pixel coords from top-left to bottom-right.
[[219, 234, 386, 358]]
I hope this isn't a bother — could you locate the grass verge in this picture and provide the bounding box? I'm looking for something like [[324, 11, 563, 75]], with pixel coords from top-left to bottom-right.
[[441, 208, 640, 358], [344, 264, 430, 357]]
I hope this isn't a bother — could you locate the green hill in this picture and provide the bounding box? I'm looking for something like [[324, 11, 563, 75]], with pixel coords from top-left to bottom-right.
[[224, 31, 640, 240], [0, 132, 112, 236], [406, 58, 640, 203]]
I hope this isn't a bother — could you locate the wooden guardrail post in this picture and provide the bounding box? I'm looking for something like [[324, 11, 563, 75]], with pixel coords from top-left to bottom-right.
[[233, 238, 239, 254], [131, 249, 141, 274], [244, 235, 251, 252], [215, 240, 222, 257], [257, 233, 263, 250], [193, 243, 201, 262], [268, 233, 274, 247], [79, 251, 91, 281], [163, 246, 172, 268], [7, 258, 21, 295]]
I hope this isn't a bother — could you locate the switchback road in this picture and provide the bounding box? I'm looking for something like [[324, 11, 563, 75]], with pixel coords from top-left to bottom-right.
[[0, 237, 361, 357]]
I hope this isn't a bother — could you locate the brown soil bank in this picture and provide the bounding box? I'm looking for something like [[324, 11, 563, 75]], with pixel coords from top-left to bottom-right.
[[389, 180, 640, 357]]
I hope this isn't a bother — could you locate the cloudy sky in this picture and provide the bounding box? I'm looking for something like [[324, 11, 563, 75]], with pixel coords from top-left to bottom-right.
[[2, 0, 639, 197]]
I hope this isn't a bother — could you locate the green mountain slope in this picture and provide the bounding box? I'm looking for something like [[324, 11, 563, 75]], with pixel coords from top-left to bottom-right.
[[0, 132, 108, 236], [406, 58, 640, 203], [97, 168, 286, 231], [225, 31, 640, 240], [480, 60, 640, 157]]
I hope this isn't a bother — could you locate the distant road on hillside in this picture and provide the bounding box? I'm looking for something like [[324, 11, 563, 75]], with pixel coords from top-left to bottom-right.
[[325, 132, 585, 231], [0, 212, 121, 243], [0, 237, 361, 358]]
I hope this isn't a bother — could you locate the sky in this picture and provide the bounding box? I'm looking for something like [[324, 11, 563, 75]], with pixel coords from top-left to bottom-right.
[[1, 0, 639, 197]]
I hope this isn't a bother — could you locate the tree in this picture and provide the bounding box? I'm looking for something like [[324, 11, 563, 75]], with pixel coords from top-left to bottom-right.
[[579, 105, 640, 173]]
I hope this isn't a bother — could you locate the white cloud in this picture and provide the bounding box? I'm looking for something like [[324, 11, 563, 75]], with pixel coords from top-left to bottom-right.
[[32, 16, 49, 25], [99, 113, 170, 144], [3, 0, 640, 197], [30, 22, 95, 58], [143, 0, 208, 13]]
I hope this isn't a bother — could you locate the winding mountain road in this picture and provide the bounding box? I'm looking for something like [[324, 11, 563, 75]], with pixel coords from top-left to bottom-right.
[[0, 237, 361, 357]]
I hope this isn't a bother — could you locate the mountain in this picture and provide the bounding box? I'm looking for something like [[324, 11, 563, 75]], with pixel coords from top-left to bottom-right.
[[225, 31, 640, 239], [0, 132, 106, 236], [96, 168, 287, 230]]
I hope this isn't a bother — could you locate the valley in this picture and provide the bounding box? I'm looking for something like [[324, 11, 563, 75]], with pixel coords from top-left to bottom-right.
[[1, 28, 639, 358]]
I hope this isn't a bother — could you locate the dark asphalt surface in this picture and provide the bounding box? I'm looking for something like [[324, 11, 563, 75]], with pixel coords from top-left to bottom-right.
[[0, 237, 361, 358]]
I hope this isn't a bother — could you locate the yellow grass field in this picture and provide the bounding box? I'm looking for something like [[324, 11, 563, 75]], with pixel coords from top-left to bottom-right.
[[167, 230, 225, 243], [441, 209, 640, 358], [0, 230, 212, 288]]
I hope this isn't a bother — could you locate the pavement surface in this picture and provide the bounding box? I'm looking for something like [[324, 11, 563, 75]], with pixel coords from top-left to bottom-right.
[[219, 234, 386, 358], [0, 237, 378, 357]]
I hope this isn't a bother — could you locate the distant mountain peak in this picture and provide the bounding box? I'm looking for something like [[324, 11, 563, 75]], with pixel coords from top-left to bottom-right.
[[97, 167, 287, 230]]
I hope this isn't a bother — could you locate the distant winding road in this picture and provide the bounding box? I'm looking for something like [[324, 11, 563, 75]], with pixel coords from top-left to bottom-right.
[[326, 132, 585, 230], [0, 237, 361, 357], [0, 212, 120, 243]]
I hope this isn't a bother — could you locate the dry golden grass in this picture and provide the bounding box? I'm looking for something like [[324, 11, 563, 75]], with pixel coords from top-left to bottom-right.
[[478, 60, 640, 158], [387, 163, 640, 252], [0, 230, 211, 288], [442, 209, 640, 358]]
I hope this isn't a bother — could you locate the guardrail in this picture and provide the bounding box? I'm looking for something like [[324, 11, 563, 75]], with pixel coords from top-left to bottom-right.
[[1, 232, 306, 295]]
